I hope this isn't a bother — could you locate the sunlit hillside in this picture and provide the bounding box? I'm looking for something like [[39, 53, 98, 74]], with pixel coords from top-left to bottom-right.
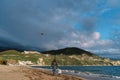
[[0, 48, 120, 66]]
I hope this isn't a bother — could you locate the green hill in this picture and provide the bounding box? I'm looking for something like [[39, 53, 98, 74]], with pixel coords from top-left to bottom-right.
[[0, 47, 118, 66], [42, 47, 112, 65], [0, 50, 42, 64], [42, 47, 95, 56]]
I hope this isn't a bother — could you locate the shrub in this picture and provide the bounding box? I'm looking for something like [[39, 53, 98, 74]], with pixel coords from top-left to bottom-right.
[[0, 57, 7, 65]]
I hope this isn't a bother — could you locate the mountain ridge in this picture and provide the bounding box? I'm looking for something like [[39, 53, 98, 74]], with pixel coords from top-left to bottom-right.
[[42, 47, 96, 56], [0, 47, 120, 66]]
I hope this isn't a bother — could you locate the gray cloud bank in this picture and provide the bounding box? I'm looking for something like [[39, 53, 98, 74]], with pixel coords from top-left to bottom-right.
[[0, 0, 120, 54]]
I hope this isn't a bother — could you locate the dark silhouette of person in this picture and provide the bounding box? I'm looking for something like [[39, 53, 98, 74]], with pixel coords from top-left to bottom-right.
[[51, 59, 58, 75]]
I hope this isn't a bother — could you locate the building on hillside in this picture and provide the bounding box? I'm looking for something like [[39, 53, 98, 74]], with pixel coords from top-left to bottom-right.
[[23, 51, 40, 54]]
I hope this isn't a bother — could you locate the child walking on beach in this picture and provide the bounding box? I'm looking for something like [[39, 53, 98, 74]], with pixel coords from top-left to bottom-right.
[[51, 59, 58, 75]]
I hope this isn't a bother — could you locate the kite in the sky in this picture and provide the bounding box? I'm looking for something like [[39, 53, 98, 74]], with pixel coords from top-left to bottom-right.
[[40, 33, 44, 35]]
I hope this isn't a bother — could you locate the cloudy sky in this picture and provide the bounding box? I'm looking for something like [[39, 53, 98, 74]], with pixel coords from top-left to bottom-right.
[[0, 0, 120, 59]]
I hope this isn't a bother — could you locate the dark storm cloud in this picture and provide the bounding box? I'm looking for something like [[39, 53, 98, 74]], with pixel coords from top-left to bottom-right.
[[0, 0, 118, 51], [0, 0, 100, 50], [80, 17, 97, 35]]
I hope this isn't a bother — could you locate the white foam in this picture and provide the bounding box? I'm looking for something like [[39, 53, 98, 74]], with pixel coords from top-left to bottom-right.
[[62, 69, 120, 80], [113, 76, 120, 79]]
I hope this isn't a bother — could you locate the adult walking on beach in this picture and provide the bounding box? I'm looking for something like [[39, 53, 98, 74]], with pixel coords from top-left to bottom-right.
[[51, 58, 58, 75]]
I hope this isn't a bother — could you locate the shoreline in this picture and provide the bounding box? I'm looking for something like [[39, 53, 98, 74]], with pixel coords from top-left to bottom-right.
[[0, 65, 119, 80], [31, 65, 120, 80], [31, 65, 120, 66], [0, 65, 85, 80]]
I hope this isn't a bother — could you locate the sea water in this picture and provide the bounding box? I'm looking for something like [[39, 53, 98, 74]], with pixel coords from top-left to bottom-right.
[[32, 66, 120, 80]]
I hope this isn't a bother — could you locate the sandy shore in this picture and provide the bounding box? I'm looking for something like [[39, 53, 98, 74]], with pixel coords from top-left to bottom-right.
[[0, 65, 85, 80]]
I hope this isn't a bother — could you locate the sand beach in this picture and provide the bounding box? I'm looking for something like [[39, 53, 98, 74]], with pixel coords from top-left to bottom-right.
[[0, 65, 84, 80]]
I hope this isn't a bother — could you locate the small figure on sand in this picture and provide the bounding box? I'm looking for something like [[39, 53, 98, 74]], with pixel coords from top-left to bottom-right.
[[51, 58, 58, 75]]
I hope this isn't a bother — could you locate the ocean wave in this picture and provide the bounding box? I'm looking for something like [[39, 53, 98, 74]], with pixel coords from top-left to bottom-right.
[[62, 69, 120, 80], [31, 66, 120, 80], [112, 76, 120, 79]]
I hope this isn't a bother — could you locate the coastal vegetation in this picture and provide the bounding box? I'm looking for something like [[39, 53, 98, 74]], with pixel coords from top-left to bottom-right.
[[0, 47, 119, 66]]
